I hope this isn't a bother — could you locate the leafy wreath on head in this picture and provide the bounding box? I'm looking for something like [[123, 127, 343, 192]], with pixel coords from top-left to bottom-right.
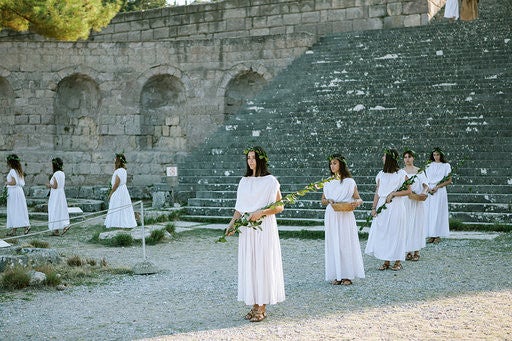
[[432, 147, 445, 156], [116, 153, 127, 164], [6, 154, 20, 162], [243, 146, 269, 163], [383, 148, 399, 161], [327, 154, 347, 164]]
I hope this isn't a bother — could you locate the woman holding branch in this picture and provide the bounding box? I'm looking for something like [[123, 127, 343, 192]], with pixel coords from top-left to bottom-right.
[[225, 146, 285, 322], [425, 147, 452, 244], [365, 148, 411, 271], [322, 154, 364, 285]]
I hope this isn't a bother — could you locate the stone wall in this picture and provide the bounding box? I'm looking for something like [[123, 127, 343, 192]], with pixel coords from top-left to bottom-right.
[[0, 0, 432, 198]]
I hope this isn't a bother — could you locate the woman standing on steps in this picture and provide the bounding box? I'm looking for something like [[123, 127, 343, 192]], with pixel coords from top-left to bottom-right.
[[425, 147, 452, 244], [322, 154, 364, 286], [365, 148, 411, 271], [444, 0, 459, 21], [402, 150, 428, 261], [5, 154, 30, 236], [47, 157, 70, 236], [225, 146, 285, 322], [104, 153, 137, 229]]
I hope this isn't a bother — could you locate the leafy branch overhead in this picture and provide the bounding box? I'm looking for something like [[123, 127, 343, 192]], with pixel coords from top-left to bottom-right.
[[0, 0, 123, 41]]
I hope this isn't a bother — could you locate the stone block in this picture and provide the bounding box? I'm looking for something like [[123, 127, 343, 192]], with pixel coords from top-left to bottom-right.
[[301, 11, 321, 23], [152, 191, 171, 209], [404, 14, 422, 27], [383, 15, 404, 28], [387, 2, 403, 16], [369, 4, 387, 17], [403, 0, 428, 14], [346, 7, 364, 19]]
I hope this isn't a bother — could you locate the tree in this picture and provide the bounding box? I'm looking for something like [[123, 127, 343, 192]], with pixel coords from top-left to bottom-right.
[[120, 0, 167, 12], [0, 0, 123, 41]]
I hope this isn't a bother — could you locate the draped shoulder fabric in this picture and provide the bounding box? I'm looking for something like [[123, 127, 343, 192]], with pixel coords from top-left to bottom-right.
[[235, 175, 285, 306], [6, 169, 30, 229], [105, 168, 137, 229]]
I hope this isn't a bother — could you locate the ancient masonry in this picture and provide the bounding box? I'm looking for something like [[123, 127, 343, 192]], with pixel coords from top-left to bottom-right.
[[0, 0, 441, 200]]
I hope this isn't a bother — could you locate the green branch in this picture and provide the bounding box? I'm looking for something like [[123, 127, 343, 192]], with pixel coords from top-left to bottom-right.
[[216, 176, 334, 243]]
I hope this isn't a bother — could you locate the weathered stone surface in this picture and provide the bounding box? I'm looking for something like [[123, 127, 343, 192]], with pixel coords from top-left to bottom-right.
[[29, 270, 47, 286]]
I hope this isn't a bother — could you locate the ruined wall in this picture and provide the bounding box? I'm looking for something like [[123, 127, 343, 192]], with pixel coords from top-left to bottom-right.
[[0, 0, 431, 198]]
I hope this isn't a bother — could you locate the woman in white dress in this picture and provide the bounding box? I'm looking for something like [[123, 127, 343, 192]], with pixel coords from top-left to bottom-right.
[[365, 148, 411, 271], [47, 157, 70, 236], [322, 154, 364, 285], [105, 153, 137, 229], [225, 146, 285, 323], [5, 154, 30, 236], [402, 150, 428, 261], [425, 147, 452, 244], [444, 0, 459, 20]]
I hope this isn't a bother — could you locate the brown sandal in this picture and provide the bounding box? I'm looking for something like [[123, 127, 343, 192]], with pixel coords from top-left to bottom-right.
[[405, 253, 413, 261], [412, 254, 420, 261], [6, 230, 16, 237], [341, 279, 353, 285], [331, 280, 342, 285], [249, 310, 266, 322], [244, 306, 257, 320], [378, 262, 390, 271], [391, 262, 403, 271]]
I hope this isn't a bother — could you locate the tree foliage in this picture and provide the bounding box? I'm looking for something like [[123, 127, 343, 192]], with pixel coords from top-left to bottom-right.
[[120, 0, 167, 12], [0, 0, 123, 41]]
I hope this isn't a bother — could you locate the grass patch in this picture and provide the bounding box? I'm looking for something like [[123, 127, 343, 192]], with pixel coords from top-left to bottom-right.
[[1, 266, 31, 290], [110, 233, 134, 247], [450, 219, 512, 232], [146, 229, 166, 245], [28, 240, 49, 248], [34, 264, 61, 287]]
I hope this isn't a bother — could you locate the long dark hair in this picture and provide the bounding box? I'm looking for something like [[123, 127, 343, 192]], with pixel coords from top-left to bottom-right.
[[244, 146, 271, 177], [328, 153, 352, 181], [115, 153, 127, 169], [6, 154, 24, 178], [52, 157, 64, 173], [383, 148, 400, 173], [429, 147, 448, 163]]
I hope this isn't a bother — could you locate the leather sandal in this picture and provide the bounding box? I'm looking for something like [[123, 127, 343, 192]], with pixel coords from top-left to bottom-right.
[[406, 253, 413, 261], [249, 310, 266, 322], [341, 279, 353, 285], [412, 254, 420, 261], [391, 262, 403, 271], [244, 306, 257, 320], [378, 262, 390, 271], [331, 280, 342, 285]]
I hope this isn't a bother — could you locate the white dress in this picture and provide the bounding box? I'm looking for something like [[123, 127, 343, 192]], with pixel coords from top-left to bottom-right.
[[235, 175, 285, 306], [323, 178, 365, 281], [48, 171, 70, 231], [444, 0, 459, 19], [105, 168, 137, 229], [404, 171, 428, 252], [365, 170, 408, 261], [6, 169, 30, 229], [425, 162, 452, 238]]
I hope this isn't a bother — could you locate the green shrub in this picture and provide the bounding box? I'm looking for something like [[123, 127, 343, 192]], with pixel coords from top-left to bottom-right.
[[1, 266, 30, 290], [67, 255, 84, 267], [30, 240, 49, 248], [35, 265, 61, 287], [449, 218, 465, 230], [111, 233, 133, 247], [165, 222, 176, 235], [146, 229, 165, 245]]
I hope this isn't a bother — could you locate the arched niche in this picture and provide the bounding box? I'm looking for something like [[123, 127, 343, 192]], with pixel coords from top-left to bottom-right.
[[53, 74, 101, 150], [139, 74, 185, 150], [0, 77, 15, 150], [224, 70, 266, 118]]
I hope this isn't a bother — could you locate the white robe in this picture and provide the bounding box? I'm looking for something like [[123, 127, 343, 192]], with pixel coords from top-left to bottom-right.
[[323, 178, 365, 281], [6, 169, 30, 229], [105, 168, 137, 229], [48, 171, 70, 230], [425, 162, 452, 238], [365, 170, 408, 261], [235, 175, 285, 306], [404, 171, 428, 252], [444, 0, 459, 19]]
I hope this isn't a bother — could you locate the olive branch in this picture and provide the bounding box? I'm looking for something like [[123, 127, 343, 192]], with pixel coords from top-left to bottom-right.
[[216, 176, 334, 243]]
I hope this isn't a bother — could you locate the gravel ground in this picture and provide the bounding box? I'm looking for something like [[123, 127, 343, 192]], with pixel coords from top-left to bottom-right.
[[1, 220, 511, 340]]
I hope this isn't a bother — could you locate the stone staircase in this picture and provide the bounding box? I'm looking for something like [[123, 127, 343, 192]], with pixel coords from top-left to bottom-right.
[[176, 1, 512, 226]]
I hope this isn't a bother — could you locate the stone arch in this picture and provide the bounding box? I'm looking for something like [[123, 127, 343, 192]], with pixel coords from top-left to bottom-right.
[[53, 73, 102, 151], [218, 63, 271, 119], [139, 74, 186, 150], [0, 76, 15, 150]]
